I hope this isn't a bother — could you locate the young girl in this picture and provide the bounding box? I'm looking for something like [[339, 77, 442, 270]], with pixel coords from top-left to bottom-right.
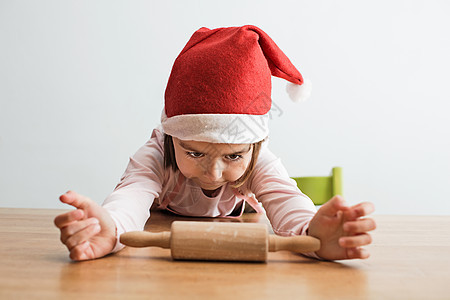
[[54, 25, 376, 261]]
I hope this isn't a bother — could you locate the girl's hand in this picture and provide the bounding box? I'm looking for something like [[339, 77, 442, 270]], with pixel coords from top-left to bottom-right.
[[54, 191, 117, 261], [307, 195, 376, 260]]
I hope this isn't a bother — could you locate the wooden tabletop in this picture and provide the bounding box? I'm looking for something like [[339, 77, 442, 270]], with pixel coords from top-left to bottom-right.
[[1, 208, 449, 299]]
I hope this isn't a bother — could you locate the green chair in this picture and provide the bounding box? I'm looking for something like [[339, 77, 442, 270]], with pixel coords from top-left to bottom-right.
[[291, 167, 343, 205]]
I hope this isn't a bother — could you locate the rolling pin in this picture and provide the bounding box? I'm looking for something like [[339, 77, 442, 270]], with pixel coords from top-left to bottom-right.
[[120, 221, 320, 262]]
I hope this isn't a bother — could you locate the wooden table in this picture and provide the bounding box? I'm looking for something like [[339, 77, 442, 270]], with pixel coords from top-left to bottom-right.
[[1, 208, 449, 299]]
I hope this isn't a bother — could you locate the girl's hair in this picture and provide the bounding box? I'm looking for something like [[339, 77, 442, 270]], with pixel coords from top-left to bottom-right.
[[164, 134, 263, 188]]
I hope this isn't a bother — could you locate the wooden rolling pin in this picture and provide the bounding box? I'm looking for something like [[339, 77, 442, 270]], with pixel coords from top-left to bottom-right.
[[120, 221, 320, 262]]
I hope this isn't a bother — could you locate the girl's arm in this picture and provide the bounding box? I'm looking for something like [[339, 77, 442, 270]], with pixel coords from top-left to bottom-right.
[[55, 128, 166, 260], [102, 128, 166, 252], [247, 146, 376, 260], [247, 145, 317, 237]]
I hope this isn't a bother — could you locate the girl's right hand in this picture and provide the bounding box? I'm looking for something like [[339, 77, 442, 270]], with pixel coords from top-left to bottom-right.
[[54, 191, 117, 261]]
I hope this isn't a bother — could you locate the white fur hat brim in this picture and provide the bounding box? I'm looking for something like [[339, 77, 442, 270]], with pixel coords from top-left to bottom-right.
[[161, 109, 269, 144]]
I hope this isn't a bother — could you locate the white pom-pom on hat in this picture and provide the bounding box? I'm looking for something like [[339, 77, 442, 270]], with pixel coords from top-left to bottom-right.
[[286, 78, 312, 102]]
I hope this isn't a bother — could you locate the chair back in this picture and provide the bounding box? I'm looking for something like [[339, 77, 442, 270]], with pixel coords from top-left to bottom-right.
[[292, 167, 342, 205]]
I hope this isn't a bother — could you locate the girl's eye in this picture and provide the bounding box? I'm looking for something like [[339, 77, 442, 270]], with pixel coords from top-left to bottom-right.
[[225, 154, 242, 161], [187, 152, 204, 158]]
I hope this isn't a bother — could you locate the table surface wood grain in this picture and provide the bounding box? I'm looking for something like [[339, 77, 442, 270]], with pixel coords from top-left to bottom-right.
[[1, 207, 449, 299]]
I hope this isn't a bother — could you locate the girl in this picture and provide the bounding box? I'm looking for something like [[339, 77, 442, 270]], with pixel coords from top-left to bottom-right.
[[54, 25, 376, 261]]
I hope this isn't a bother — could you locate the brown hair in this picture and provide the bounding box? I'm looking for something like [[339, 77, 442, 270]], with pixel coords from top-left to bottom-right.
[[164, 134, 263, 188]]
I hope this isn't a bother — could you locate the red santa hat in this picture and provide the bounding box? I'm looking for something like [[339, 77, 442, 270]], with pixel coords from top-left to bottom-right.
[[161, 25, 311, 144]]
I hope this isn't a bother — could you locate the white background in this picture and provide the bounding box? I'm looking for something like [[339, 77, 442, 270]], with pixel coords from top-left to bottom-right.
[[1, 0, 449, 214]]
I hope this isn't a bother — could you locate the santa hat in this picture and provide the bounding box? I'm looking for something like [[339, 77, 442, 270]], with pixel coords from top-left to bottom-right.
[[162, 25, 311, 144]]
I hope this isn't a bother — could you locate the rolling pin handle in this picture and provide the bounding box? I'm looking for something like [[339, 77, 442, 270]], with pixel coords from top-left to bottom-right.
[[120, 231, 171, 249], [268, 235, 320, 253]]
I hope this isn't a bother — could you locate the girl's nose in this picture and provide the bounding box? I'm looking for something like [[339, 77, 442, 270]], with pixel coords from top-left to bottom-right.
[[204, 159, 224, 181]]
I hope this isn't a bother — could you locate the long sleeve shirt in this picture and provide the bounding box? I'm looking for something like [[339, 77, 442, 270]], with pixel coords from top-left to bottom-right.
[[102, 126, 317, 252]]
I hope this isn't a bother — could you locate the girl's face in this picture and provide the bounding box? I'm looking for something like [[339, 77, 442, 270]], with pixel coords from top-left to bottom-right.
[[172, 137, 253, 191]]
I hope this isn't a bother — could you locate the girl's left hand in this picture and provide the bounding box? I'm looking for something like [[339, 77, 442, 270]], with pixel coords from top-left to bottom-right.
[[307, 195, 376, 260]]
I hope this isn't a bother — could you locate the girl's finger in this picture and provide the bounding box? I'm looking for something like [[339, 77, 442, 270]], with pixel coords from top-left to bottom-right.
[[59, 191, 93, 210], [339, 233, 373, 248], [317, 195, 348, 217], [346, 247, 370, 259], [343, 218, 377, 234], [64, 223, 101, 251], [69, 241, 92, 261], [60, 218, 100, 244], [54, 209, 84, 228], [344, 202, 375, 220]]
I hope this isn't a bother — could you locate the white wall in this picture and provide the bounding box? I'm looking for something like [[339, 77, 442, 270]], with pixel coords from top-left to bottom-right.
[[1, 0, 449, 214]]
